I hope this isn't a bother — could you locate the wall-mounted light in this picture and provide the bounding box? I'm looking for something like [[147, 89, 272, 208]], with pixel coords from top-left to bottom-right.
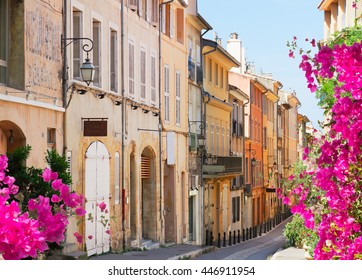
[[61, 36, 95, 86], [152, 112, 159, 117], [77, 89, 87, 95], [96, 93, 105, 99], [8, 130, 14, 144], [114, 100, 122, 106], [131, 104, 138, 110], [142, 109, 149, 114]]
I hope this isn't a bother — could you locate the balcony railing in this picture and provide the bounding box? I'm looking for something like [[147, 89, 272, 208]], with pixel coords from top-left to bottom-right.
[[203, 155, 242, 175]]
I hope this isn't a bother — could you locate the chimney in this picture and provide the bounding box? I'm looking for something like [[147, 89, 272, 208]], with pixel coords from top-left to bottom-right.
[[227, 32, 246, 74]]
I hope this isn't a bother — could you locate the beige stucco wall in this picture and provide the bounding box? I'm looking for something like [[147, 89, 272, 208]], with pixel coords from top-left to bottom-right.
[[0, 0, 64, 167]]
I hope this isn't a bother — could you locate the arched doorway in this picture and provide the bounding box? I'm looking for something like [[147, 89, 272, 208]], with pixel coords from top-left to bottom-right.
[[85, 141, 110, 256], [0, 121, 26, 155], [141, 147, 157, 241]]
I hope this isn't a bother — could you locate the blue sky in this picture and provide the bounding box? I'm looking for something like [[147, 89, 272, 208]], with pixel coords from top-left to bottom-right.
[[198, 0, 324, 128]]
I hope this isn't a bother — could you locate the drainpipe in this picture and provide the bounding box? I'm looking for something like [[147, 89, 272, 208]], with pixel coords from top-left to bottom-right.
[[200, 35, 217, 242], [199, 26, 211, 245], [62, 0, 68, 157], [120, 0, 126, 252], [158, 0, 174, 243]]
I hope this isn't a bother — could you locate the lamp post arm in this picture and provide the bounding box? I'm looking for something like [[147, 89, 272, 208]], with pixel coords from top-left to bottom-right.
[[61, 35, 94, 54]]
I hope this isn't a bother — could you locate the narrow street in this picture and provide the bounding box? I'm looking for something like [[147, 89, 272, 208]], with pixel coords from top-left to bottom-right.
[[194, 217, 291, 260]]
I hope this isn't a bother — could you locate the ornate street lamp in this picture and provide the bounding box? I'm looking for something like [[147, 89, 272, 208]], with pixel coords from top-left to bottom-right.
[[61, 36, 95, 86]]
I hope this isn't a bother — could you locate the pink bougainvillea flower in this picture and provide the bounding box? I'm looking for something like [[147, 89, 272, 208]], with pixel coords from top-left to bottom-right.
[[98, 201, 107, 212], [42, 168, 58, 182], [51, 194, 61, 203], [75, 207, 86, 216], [74, 232, 83, 244], [105, 229, 111, 235], [88, 235, 93, 240]]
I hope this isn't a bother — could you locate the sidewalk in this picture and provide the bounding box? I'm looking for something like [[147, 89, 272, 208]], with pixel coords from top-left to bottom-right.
[[270, 247, 306, 260], [89, 244, 216, 260]]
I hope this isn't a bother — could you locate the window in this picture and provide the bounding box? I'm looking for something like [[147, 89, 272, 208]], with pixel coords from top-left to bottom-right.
[[47, 128, 56, 151], [215, 63, 218, 86], [220, 67, 224, 89], [110, 30, 117, 92], [176, 8, 184, 44], [0, 0, 7, 84], [210, 124, 214, 154], [151, 54, 157, 103], [246, 158, 249, 183], [263, 127, 267, 149], [169, 7, 175, 38], [128, 40, 135, 96], [151, 0, 158, 26], [164, 65, 170, 122], [140, 47, 146, 99], [216, 125, 220, 155], [162, 4, 172, 37], [232, 197, 241, 223], [140, 0, 147, 20], [129, 0, 137, 11], [72, 10, 82, 80], [175, 71, 181, 125], [92, 20, 101, 86], [208, 58, 212, 83], [221, 126, 225, 155]]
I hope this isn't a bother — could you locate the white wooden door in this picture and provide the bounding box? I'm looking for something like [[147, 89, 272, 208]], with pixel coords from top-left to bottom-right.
[[85, 141, 110, 256]]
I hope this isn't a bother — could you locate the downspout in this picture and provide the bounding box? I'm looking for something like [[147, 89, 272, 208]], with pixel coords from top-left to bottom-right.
[[120, 0, 126, 252], [158, 0, 174, 243], [62, 0, 68, 157], [201, 35, 216, 241], [199, 26, 211, 245]]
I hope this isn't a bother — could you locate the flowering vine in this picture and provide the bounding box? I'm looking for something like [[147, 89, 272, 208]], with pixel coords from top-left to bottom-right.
[[284, 24, 362, 259]]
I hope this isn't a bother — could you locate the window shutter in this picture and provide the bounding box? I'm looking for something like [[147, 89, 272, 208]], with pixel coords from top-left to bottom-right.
[[129, 42, 135, 95], [129, 0, 137, 11], [169, 7, 174, 38], [151, 55, 156, 103], [140, 49, 146, 99]]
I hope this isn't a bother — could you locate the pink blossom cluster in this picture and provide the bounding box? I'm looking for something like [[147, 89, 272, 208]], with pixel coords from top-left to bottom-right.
[[0, 154, 86, 260], [285, 40, 362, 259]]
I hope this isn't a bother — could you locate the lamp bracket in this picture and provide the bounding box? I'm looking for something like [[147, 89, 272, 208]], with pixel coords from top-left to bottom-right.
[[61, 35, 94, 57]]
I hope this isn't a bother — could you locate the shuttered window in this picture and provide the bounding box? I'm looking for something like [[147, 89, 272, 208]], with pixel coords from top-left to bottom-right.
[[151, 54, 157, 103], [140, 48, 146, 99], [141, 156, 151, 179], [164, 64, 170, 122], [129, 41, 135, 96], [175, 70, 181, 125], [73, 10, 82, 80]]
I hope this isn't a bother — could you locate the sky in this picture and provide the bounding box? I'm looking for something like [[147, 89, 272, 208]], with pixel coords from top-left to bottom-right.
[[198, 0, 324, 128]]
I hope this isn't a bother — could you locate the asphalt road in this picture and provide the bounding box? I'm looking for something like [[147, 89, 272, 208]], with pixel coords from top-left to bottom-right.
[[194, 217, 291, 260]]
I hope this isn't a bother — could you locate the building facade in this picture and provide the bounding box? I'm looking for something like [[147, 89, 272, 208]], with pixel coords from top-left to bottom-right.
[[318, 0, 362, 41], [0, 0, 64, 167], [202, 37, 242, 241], [186, 2, 212, 245]]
